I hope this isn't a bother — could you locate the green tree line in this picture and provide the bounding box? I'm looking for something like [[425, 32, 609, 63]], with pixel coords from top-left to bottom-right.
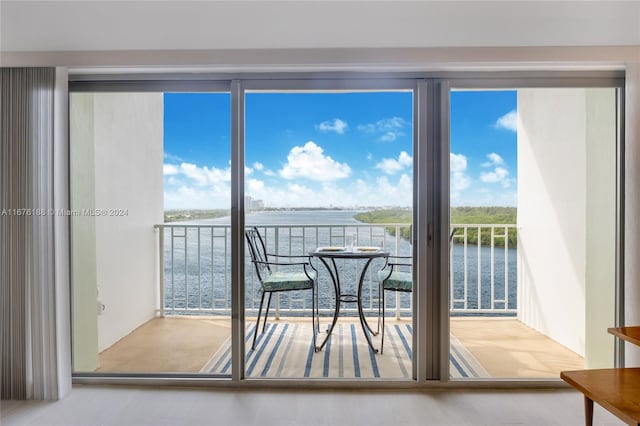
[[354, 207, 517, 248], [164, 209, 229, 222]]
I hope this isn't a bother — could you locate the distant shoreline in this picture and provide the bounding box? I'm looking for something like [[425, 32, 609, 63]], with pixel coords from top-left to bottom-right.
[[164, 206, 516, 225], [164, 206, 409, 222]]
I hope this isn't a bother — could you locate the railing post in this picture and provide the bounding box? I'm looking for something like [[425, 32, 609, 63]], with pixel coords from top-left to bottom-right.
[[170, 226, 175, 314], [395, 225, 401, 320], [449, 226, 454, 312], [275, 226, 280, 320], [197, 228, 202, 311], [184, 226, 188, 312], [505, 225, 510, 311], [490, 225, 495, 311], [158, 226, 165, 317], [476, 226, 480, 311]]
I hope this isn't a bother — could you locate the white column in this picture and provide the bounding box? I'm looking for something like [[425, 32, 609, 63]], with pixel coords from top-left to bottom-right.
[[625, 61, 640, 365], [53, 67, 72, 398]]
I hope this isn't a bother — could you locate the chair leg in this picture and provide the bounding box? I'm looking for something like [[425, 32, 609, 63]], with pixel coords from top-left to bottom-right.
[[381, 288, 386, 355], [376, 282, 382, 335], [316, 282, 321, 334], [311, 286, 317, 350], [262, 292, 273, 334], [252, 291, 266, 350]]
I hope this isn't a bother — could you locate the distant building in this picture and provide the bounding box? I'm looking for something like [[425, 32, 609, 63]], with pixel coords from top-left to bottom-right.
[[245, 196, 264, 211]]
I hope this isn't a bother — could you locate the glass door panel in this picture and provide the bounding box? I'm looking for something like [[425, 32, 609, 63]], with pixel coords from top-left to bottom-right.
[[244, 90, 414, 379], [70, 91, 232, 376], [448, 87, 618, 379]]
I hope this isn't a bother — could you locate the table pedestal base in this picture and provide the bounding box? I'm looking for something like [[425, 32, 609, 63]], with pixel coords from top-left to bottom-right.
[[314, 256, 381, 353]]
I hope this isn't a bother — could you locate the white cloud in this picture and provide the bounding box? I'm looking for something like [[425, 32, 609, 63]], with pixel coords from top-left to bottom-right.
[[377, 117, 407, 130], [247, 178, 264, 192], [316, 118, 348, 134], [287, 183, 313, 196], [164, 152, 183, 162], [450, 153, 471, 192], [279, 141, 351, 181], [479, 151, 511, 186], [164, 187, 230, 210], [166, 153, 411, 209], [450, 153, 468, 173], [501, 177, 516, 189], [480, 167, 509, 183], [495, 110, 518, 132], [178, 162, 231, 186], [481, 152, 505, 167], [253, 161, 276, 177], [376, 151, 413, 175], [366, 174, 412, 206], [379, 132, 399, 142], [451, 173, 471, 192], [358, 123, 376, 133], [358, 117, 407, 142], [237, 173, 412, 208], [163, 164, 179, 175], [163, 162, 233, 209]]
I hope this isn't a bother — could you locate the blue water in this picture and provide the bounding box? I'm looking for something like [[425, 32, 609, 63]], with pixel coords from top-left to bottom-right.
[[162, 210, 517, 317], [191, 209, 365, 226]]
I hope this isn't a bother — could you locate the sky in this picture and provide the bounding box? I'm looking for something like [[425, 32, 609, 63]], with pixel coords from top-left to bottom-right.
[[163, 90, 517, 209], [450, 90, 518, 206]]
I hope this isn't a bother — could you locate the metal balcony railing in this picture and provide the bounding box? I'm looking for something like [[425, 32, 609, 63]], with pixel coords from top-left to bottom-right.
[[449, 224, 517, 315], [154, 223, 517, 318]]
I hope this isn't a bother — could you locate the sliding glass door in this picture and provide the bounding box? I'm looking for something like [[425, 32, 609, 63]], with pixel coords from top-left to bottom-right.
[[446, 83, 622, 379], [70, 84, 233, 377], [242, 85, 416, 379], [68, 73, 623, 385]]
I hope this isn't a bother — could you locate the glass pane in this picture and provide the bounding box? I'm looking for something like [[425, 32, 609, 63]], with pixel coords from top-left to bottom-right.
[[244, 90, 414, 379], [448, 88, 617, 379], [70, 91, 232, 376]]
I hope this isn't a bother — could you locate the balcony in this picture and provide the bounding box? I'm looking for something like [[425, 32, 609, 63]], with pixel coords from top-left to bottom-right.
[[82, 222, 584, 379], [96, 315, 583, 378]]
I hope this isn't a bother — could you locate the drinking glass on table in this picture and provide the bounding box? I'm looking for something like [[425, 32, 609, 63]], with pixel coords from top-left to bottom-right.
[[346, 233, 355, 251]]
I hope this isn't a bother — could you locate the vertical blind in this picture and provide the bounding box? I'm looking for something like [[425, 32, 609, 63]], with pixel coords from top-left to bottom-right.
[[0, 67, 61, 400]]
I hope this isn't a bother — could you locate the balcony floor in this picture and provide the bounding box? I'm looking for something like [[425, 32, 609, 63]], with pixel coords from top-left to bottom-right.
[[93, 316, 583, 379]]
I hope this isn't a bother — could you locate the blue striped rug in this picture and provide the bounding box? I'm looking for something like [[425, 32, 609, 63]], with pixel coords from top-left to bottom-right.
[[201, 322, 489, 378]]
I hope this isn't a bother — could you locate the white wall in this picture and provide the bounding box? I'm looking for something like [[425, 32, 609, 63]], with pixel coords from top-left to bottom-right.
[[625, 63, 640, 366], [91, 93, 164, 351], [517, 89, 617, 361], [2, 1, 639, 51], [585, 89, 617, 368], [70, 93, 99, 371], [2, 2, 638, 71], [517, 89, 587, 356]]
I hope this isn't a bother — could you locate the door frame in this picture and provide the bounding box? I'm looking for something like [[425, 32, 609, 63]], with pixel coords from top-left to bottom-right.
[[68, 70, 625, 387]]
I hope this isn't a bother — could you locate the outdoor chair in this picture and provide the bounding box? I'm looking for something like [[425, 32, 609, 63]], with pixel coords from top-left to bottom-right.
[[377, 255, 412, 354], [245, 226, 319, 350], [377, 227, 458, 354]]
